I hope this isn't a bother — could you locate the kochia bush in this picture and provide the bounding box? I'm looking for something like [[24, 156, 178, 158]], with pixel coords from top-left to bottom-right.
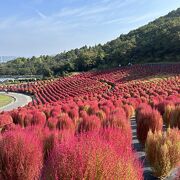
[[136, 106, 163, 145], [0, 114, 13, 130], [163, 104, 175, 127], [43, 131, 143, 180], [31, 110, 47, 126], [0, 130, 43, 180], [170, 105, 180, 129], [146, 128, 180, 178], [56, 113, 75, 132], [77, 115, 101, 134], [103, 108, 132, 139], [47, 117, 58, 130]]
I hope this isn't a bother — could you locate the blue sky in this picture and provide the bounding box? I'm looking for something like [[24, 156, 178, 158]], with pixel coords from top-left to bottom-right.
[[0, 0, 180, 57]]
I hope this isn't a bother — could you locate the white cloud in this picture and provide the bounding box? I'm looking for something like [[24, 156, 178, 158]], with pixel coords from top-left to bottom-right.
[[36, 10, 47, 19], [1, 0, 177, 56], [0, 0, 163, 34]]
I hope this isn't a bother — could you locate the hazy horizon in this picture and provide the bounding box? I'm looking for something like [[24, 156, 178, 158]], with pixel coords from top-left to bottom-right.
[[0, 0, 180, 57]]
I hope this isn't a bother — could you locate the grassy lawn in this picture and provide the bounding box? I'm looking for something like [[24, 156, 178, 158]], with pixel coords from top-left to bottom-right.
[[0, 94, 14, 108]]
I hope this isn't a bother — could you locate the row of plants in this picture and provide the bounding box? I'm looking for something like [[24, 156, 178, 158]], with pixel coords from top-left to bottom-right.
[[0, 100, 144, 180], [0, 64, 179, 105], [135, 98, 180, 179], [0, 64, 179, 179], [0, 93, 179, 179]]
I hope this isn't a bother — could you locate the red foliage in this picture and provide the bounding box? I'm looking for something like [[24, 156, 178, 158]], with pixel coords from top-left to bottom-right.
[[24, 113, 34, 127], [155, 100, 174, 115], [0, 129, 43, 180], [68, 108, 79, 123], [123, 104, 134, 119], [56, 113, 75, 132], [77, 115, 101, 134], [43, 131, 143, 180], [103, 107, 132, 138], [136, 107, 163, 145], [31, 110, 46, 126], [47, 117, 58, 130], [0, 64, 179, 179], [170, 105, 180, 129], [0, 114, 13, 129]]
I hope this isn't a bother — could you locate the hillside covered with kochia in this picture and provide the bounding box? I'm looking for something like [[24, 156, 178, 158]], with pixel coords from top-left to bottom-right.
[[0, 8, 180, 77], [0, 64, 180, 179]]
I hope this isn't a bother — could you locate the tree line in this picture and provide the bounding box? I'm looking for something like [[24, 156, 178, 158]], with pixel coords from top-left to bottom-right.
[[0, 8, 180, 77]]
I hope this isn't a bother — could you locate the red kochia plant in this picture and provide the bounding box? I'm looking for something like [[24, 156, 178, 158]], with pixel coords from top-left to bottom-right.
[[0, 114, 13, 130], [24, 113, 34, 127], [155, 101, 174, 115], [123, 104, 134, 119], [77, 115, 101, 134], [99, 128, 132, 154], [43, 131, 143, 180], [103, 108, 132, 139], [170, 105, 180, 129], [56, 113, 75, 132], [136, 103, 152, 124], [163, 104, 175, 127], [51, 106, 61, 117], [68, 108, 79, 124], [136, 107, 163, 145], [47, 117, 58, 130], [14, 110, 27, 127], [0, 129, 43, 180], [31, 110, 46, 126], [25, 126, 74, 161], [146, 128, 180, 178]]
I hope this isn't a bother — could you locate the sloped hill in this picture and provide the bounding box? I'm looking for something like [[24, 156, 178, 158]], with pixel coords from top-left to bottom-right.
[[0, 8, 180, 77]]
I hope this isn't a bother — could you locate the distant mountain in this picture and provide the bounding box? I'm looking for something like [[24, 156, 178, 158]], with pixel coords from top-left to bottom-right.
[[0, 56, 16, 63], [0, 8, 180, 77]]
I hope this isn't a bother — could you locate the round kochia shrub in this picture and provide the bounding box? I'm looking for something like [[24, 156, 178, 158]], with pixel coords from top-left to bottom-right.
[[146, 128, 180, 178], [99, 128, 132, 154], [123, 104, 134, 119], [56, 113, 75, 132], [0, 130, 43, 180], [43, 130, 143, 180], [0, 114, 13, 130], [10, 109, 46, 127], [136, 106, 163, 145], [155, 101, 173, 115], [77, 115, 101, 134], [31, 110, 46, 126], [163, 104, 175, 127], [135, 103, 152, 124], [103, 108, 132, 139], [170, 105, 180, 129], [47, 117, 58, 130]]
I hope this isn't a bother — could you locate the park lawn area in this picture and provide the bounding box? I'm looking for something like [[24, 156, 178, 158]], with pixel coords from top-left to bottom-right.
[[0, 94, 14, 107]]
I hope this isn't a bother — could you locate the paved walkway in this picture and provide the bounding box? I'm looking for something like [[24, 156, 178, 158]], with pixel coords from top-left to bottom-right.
[[131, 117, 156, 180], [0, 92, 32, 112]]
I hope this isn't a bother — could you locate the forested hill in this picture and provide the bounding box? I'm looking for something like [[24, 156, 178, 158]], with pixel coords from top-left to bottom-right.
[[0, 8, 180, 77]]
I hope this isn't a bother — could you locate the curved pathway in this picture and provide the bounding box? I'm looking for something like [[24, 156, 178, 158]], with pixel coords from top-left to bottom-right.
[[0, 92, 32, 112]]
